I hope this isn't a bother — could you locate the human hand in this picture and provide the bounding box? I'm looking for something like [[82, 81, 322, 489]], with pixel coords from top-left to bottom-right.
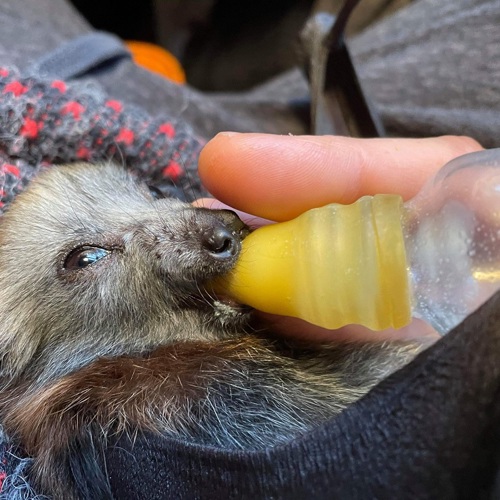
[[196, 133, 483, 343]]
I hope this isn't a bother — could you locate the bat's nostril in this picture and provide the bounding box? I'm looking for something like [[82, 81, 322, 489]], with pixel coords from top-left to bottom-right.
[[202, 227, 239, 259]]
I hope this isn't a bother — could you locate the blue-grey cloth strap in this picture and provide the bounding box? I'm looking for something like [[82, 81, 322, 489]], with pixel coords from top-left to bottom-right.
[[29, 31, 131, 80]]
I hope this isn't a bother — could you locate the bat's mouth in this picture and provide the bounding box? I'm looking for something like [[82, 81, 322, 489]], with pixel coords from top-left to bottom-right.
[[184, 288, 252, 314], [211, 294, 254, 321], [178, 281, 254, 330]]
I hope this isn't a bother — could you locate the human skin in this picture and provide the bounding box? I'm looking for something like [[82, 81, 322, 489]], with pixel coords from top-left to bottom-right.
[[195, 133, 483, 342]]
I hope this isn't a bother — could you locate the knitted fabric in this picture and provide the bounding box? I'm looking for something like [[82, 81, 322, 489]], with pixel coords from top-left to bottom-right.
[[0, 432, 36, 500], [0, 66, 205, 215]]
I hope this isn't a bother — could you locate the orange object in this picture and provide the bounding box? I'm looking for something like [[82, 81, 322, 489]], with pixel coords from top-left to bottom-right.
[[126, 41, 186, 84]]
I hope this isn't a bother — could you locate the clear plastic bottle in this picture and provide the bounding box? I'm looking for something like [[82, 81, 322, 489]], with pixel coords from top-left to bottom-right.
[[404, 148, 500, 334], [213, 149, 500, 335]]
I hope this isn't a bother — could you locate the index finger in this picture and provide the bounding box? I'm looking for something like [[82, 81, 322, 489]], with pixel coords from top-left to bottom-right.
[[198, 133, 482, 221]]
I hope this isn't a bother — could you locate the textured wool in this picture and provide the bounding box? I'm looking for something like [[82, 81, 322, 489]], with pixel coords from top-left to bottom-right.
[[0, 67, 205, 215]]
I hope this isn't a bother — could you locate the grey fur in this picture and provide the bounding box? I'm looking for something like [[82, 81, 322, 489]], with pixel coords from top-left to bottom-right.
[[0, 163, 251, 387], [0, 163, 423, 497]]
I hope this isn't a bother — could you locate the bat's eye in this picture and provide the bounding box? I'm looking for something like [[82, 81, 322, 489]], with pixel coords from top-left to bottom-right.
[[64, 246, 110, 270], [148, 185, 166, 200]]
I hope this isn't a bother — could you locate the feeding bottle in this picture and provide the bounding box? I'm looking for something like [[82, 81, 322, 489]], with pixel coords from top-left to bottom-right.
[[212, 149, 500, 335]]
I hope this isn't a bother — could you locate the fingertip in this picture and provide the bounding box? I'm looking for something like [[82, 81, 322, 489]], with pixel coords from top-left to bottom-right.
[[198, 133, 361, 219], [438, 135, 483, 156], [192, 197, 274, 228], [197, 133, 225, 182], [198, 133, 293, 218], [198, 132, 255, 198]]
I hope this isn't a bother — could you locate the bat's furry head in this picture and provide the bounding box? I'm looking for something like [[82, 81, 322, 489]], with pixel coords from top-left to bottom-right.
[[0, 163, 250, 386]]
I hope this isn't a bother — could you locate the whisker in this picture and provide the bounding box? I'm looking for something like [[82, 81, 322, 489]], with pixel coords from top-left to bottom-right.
[[177, 148, 198, 203], [111, 139, 126, 170], [62, 189, 91, 235]]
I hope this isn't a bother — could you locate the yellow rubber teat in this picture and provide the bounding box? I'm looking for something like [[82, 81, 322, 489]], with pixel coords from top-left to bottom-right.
[[214, 195, 411, 331]]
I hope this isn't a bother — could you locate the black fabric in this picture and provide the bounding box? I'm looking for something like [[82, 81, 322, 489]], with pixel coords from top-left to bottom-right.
[[107, 290, 500, 499]]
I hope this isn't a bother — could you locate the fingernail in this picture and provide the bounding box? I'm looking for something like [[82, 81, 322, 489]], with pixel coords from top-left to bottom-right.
[[217, 131, 240, 138]]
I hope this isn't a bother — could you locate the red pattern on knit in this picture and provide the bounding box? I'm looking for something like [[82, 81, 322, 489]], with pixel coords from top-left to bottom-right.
[[0, 67, 206, 214]]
